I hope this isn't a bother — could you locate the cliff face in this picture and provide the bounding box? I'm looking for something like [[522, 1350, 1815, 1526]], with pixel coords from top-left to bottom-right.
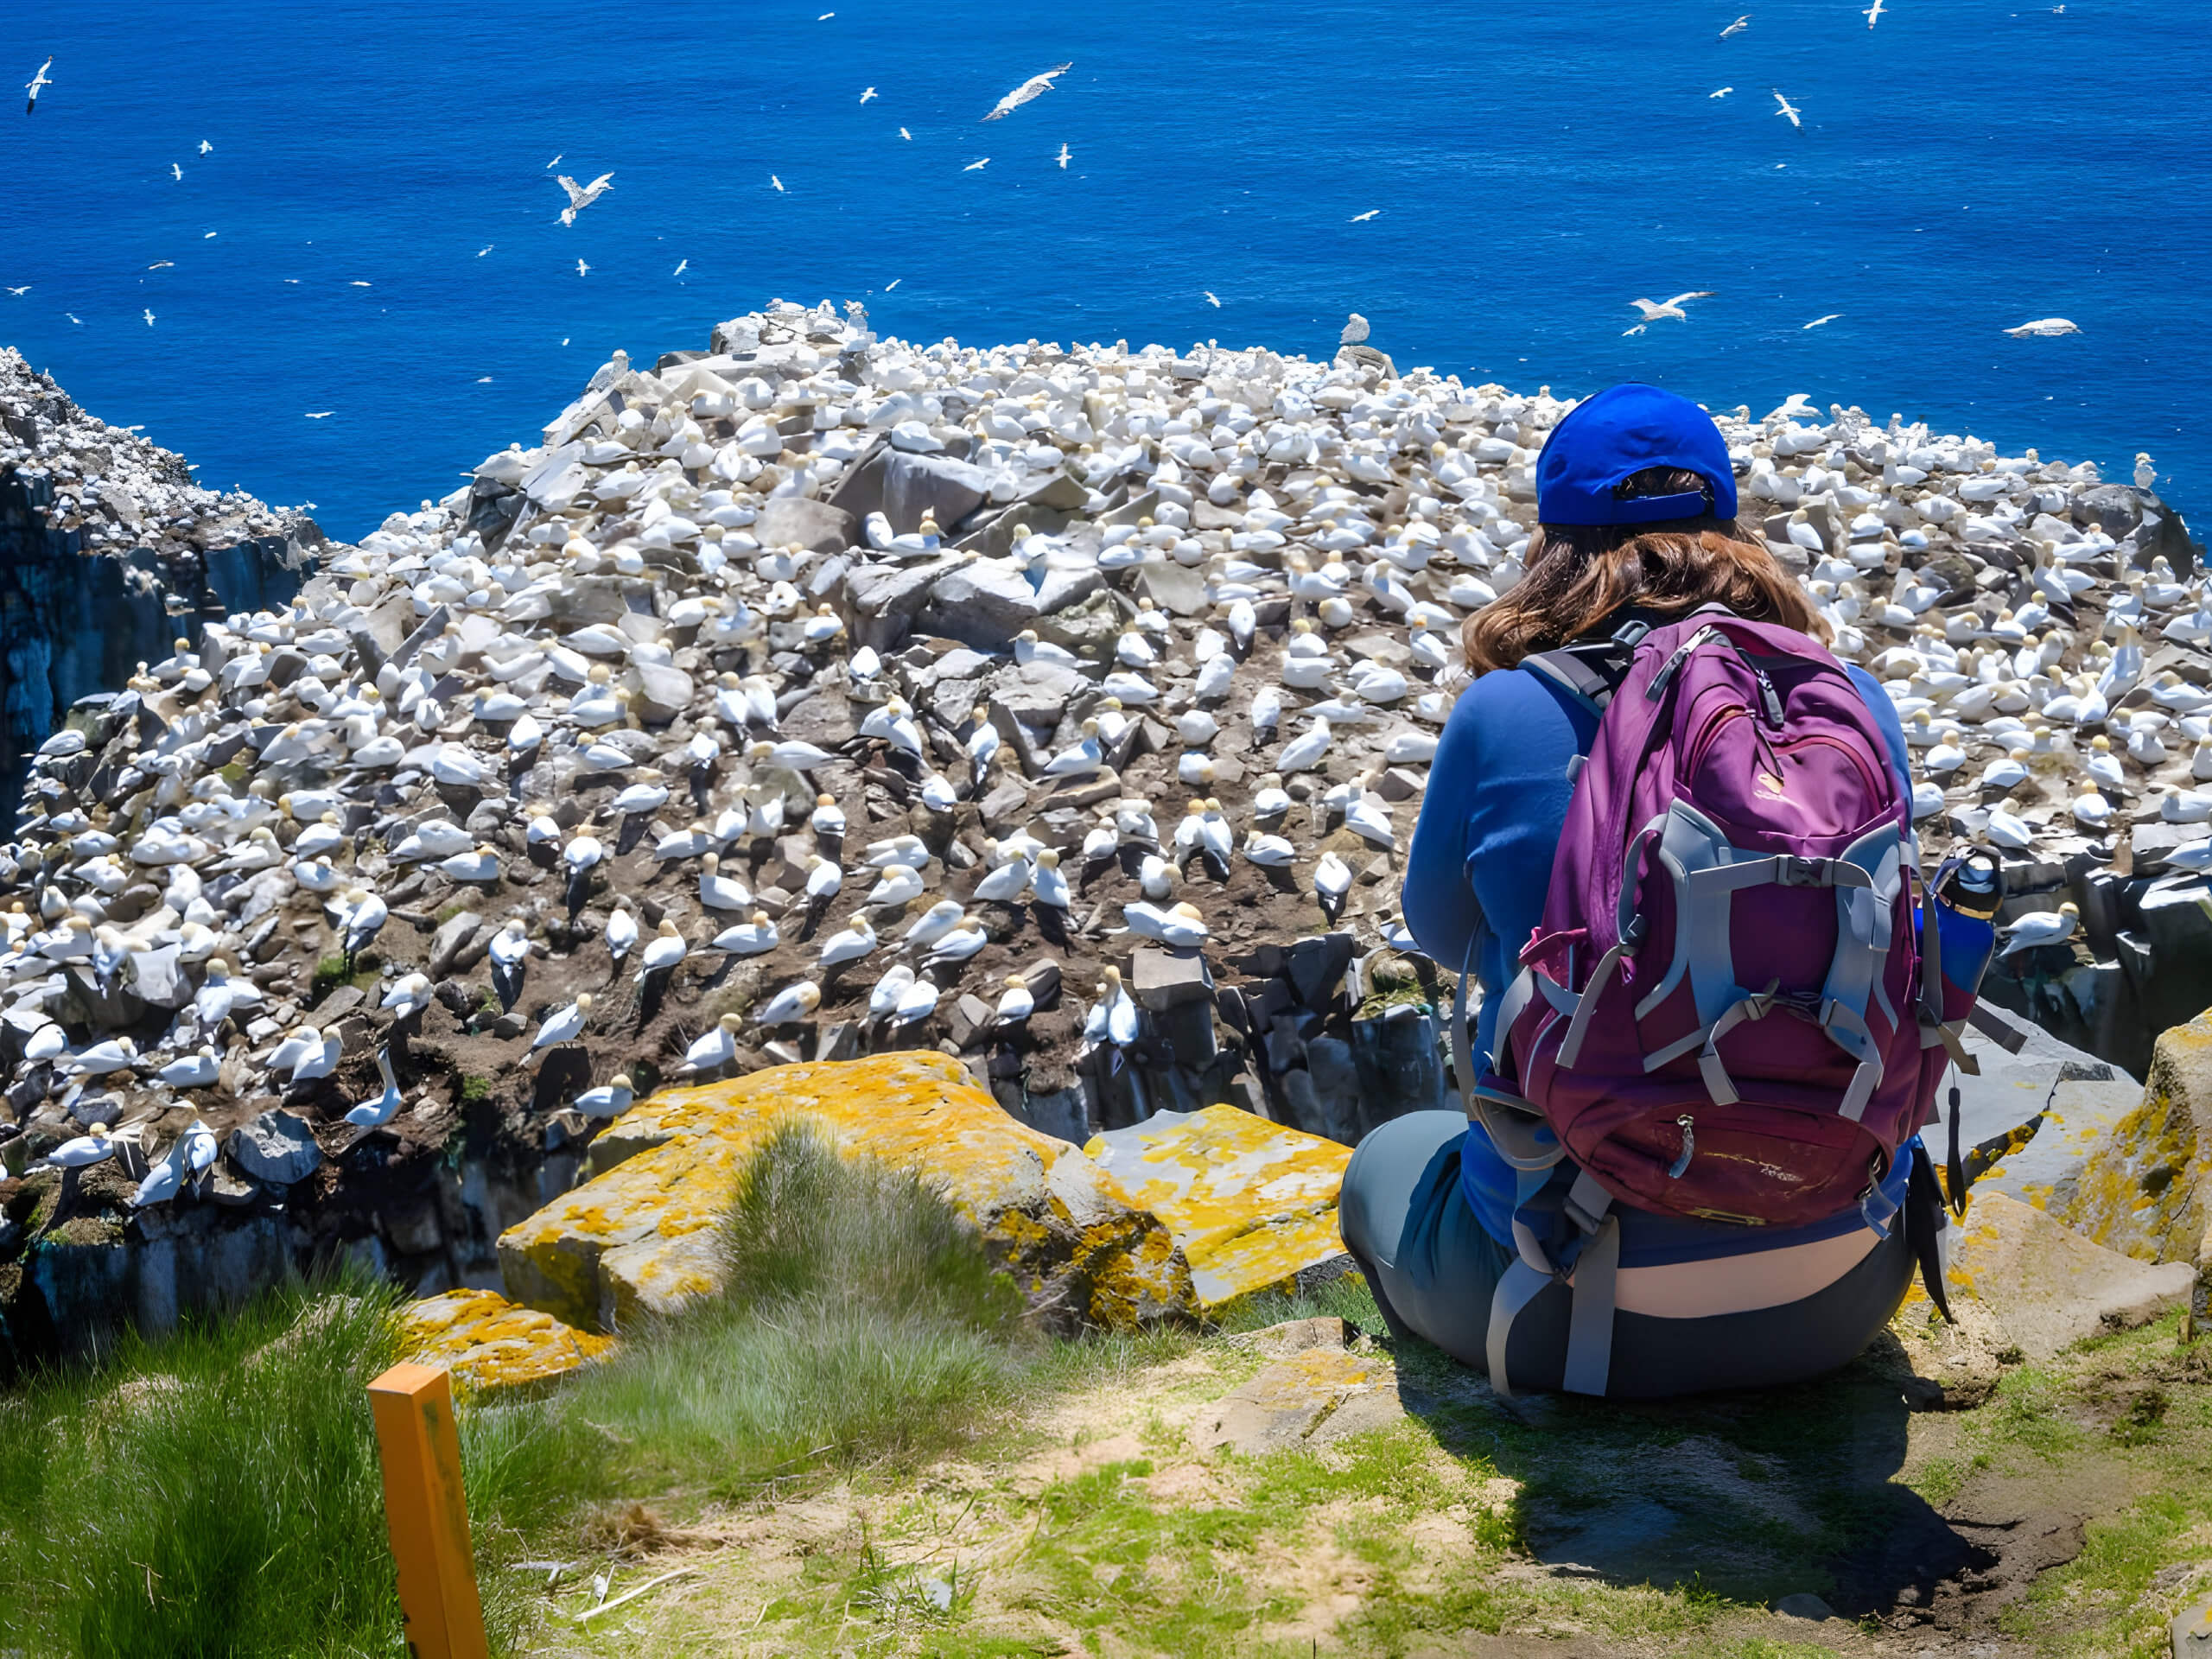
[[0, 348, 324, 834]]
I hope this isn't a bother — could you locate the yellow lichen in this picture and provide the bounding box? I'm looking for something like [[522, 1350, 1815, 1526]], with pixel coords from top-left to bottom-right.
[[1084, 1104, 1352, 1314], [398, 1288, 613, 1399], [499, 1053, 1195, 1334]]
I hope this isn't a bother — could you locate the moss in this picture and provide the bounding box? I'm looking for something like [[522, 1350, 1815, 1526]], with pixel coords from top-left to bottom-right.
[[47, 1215, 123, 1249]]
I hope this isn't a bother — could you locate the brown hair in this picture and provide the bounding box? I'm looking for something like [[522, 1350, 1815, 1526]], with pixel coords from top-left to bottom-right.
[[1461, 467, 1824, 674]]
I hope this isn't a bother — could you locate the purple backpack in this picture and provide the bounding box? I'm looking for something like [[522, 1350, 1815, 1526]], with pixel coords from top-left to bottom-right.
[[1464, 609, 1974, 1238]]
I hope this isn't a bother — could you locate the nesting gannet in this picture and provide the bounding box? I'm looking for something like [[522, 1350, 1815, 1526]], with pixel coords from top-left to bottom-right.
[[818, 916, 880, 967], [270, 1024, 340, 1083], [995, 974, 1034, 1027], [488, 920, 531, 1010], [754, 981, 822, 1027], [635, 919, 687, 982], [575, 1074, 634, 1118], [982, 62, 1072, 120], [532, 994, 593, 1050], [682, 1012, 745, 1072], [715, 911, 779, 957], [1999, 902, 2079, 958], [346, 1047, 406, 1128], [44, 1124, 118, 1170]]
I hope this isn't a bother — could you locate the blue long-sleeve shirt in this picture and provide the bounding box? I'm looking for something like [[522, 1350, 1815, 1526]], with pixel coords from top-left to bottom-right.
[[1402, 655, 1961, 1243]]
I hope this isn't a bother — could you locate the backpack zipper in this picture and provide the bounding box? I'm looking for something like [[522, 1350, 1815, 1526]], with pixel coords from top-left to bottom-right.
[[1667, 1115, 1695, 1179], [1753, 668, 1785, 728]]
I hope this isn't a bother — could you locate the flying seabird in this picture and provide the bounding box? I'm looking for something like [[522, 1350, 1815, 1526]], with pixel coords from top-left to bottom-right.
[[1349, 209, 1380, 221], [1803, 314, 1843, 328], [555, 171, 613, 226], [1719, 14, 1751, 37], [982, 62, 1071, 121], [1773, 89, 1802, 128], [1629, 290, 1716, 322], [26, 56, 52, 114]]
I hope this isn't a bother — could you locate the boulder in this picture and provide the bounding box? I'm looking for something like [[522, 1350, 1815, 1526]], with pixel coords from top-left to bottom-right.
[[627, 662, 696, 724], [398, 1287, 613, 1399], [226, 1109, 323, 1187], [500, 1052, 1193, 1334], [1128, 944, 1214, 1010], [753, 495, 858, 556], [426, 910, 485, 978], [918, 561, 1042, 648], [1952, 1003, 2141, 1211], [1136, 561, 1208, 617], [841, 555, 960, 652], [881, 451, 994, 535], [1942, 1192, 2195, 1362], [2050, 1006, 2212, 1272], [127, 944, 192, 1011], [1084, 1104, 1351, 1313]]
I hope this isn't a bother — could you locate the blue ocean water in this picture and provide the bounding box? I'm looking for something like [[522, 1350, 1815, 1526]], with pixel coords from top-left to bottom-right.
[[3, 0, 2205, 541]]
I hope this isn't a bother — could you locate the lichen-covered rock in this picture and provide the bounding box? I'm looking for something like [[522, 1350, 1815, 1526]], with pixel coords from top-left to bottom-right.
[[501, 1052, 1193, 1334], [398, 1287, 613, 1397], [1897, 1190, 2196, 1365], [1084, 1104, 1351, 1314], [2050, 1007, 2212, 1269]]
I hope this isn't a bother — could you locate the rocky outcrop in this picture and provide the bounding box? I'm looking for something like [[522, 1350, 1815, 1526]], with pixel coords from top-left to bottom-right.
[[0, 348, 325, 835], [2049, 1006, 2212, 1274], [500, 1052, 1195, 1334], [1084, 1103, 1351, 1313]]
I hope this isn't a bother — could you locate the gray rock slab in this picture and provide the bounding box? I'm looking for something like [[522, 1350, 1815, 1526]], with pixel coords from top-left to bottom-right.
[[1129, 944, 1214, 1010], [227, 1109, 324, 1186], [1136, 562, 1208, 617], [753, 495, 858, 555], [1953, 1192, 2196, 1362], [1957, 1003, 2146, 1210], [427, 911, 485, 978], [881, 450, 993, 534], [128, 944, 192, 1011], [1192, 1346, 1402, 1455], [920, 561, 1041, 648]]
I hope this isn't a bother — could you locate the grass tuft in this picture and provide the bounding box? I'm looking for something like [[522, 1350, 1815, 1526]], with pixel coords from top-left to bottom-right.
[[498, 1118, 1035, 1507], [0, 1275, 536, 1656]]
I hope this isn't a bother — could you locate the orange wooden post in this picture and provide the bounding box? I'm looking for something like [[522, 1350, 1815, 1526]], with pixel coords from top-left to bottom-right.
[[368, 1362, 490, 1659]]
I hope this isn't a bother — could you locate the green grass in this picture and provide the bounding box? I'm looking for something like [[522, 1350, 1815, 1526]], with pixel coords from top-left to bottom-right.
[[0, 1277, 542, 1657], [486, 1118, 1041, 1508]]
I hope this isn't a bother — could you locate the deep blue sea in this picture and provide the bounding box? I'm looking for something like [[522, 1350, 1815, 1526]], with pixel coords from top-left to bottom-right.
[[3, 1, 2205, 541]]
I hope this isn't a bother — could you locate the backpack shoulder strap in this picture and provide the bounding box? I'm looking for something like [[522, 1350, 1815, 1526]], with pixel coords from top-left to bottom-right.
[[1521, 614, 1659, 717]]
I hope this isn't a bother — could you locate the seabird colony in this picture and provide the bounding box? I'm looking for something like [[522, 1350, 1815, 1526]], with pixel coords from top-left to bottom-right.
[[1, 302, 2208, 1249]]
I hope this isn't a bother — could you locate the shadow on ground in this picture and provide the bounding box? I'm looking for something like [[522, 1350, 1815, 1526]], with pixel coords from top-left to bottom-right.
[[1384, 1331, 2081, 1639]]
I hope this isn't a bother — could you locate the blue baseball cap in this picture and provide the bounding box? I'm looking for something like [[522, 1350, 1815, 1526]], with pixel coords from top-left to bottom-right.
[[1534, 383, 1739, 526]]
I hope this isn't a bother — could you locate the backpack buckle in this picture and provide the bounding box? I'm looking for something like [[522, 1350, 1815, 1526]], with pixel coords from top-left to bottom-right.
[[1777, 855, 1834, 888], [1610, 618, 1652, 650]]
